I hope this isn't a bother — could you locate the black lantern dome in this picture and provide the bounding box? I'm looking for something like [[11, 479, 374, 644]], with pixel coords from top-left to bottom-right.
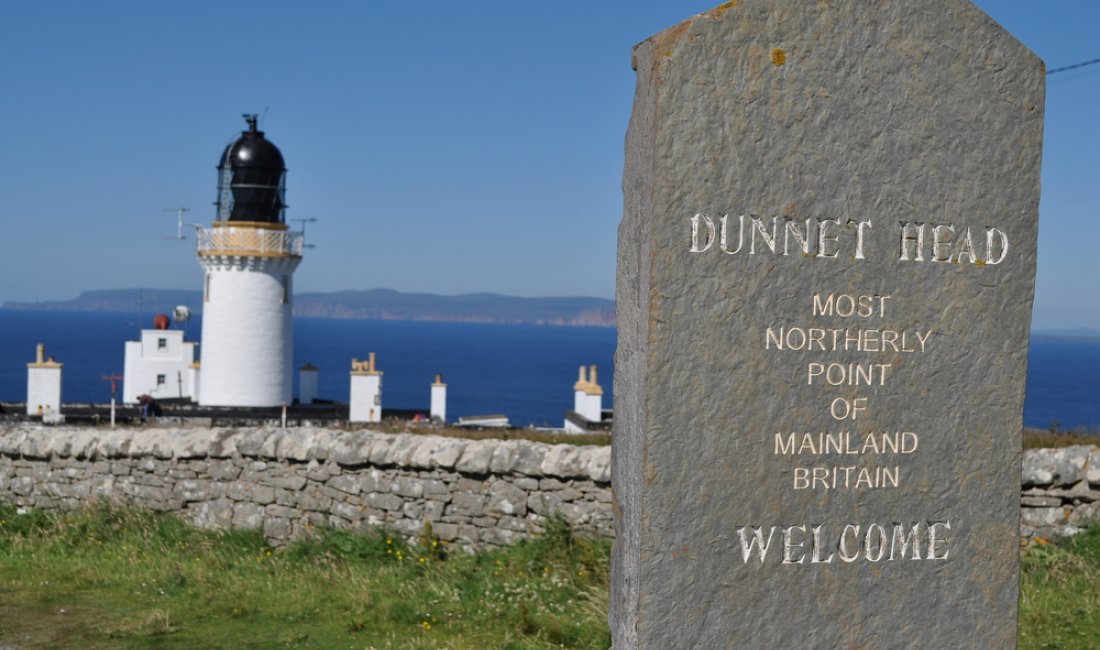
[[216, 114, 287, 224]]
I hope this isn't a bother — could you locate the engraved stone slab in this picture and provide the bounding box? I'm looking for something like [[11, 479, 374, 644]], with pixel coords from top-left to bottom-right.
[[611, 2, 1043, 647]]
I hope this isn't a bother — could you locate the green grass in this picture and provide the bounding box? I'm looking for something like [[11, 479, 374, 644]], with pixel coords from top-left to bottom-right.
[[2, 504, 1099, 648], [1020, 527, 1100, 650], [0, 504, 610, 649]]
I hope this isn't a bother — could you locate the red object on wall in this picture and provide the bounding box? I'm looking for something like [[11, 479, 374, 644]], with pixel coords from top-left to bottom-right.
[[153, 314, 170, 330]]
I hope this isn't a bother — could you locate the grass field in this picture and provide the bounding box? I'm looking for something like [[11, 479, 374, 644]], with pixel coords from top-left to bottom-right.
[[0, 504, 1097, 649], [1020, 527, 1100, 650], [0, 505, 609, 649]]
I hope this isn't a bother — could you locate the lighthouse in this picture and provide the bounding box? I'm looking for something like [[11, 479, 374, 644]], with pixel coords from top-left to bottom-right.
[[196, 115, 302, 406]]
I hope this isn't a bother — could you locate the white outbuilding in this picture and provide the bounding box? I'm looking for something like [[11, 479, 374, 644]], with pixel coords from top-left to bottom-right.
[[26, 343, 63, 417], [349, 353, 383, 423], [564, 364, 605, 434], [122, 314, 197, 403], [430, 373, 447, 424]]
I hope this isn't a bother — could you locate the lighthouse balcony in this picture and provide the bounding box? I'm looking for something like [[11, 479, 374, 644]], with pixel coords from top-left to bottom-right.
[[197, 224, 303, 258]]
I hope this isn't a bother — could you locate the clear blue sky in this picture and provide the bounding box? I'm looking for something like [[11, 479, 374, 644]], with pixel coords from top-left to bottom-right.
[[0, 1, 1097, 330]]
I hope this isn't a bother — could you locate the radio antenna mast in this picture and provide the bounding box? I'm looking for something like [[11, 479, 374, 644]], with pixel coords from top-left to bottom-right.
[[291, 217, 318, 249], [163, 207, 200, 240]]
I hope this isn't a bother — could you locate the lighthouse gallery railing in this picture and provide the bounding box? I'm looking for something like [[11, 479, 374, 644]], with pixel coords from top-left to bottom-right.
[[196, 226, 303, 257]]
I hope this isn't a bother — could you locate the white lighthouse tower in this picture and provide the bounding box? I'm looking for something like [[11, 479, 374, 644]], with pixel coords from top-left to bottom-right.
[[196, 115, 303, 406]]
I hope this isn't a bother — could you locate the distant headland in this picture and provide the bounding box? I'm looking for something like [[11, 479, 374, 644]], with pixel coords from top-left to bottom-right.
[[1, 288, 616, 328]]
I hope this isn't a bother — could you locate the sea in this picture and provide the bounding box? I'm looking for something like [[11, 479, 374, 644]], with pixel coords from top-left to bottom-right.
[[1, 310, 1098, 431]]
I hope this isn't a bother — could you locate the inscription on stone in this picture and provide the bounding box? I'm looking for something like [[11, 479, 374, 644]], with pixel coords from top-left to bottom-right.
[[611, 2, 1043, 648]]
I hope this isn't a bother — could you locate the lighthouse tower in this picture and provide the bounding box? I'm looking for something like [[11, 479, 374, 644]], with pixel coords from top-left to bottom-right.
[[196, 115, 302, 406]]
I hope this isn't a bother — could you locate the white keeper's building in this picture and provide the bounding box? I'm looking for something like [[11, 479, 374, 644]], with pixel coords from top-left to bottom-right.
[[122, 315, 197, 403]]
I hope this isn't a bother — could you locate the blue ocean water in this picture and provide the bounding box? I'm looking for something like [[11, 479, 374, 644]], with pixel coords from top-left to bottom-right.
[[1, 310, 1097, 430], [1023, 337, 1100, 431], [0, 311, 614, 427]]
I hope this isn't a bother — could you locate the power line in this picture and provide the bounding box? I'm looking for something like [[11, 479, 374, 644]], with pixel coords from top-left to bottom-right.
[[1048, 57, 1100, 75]]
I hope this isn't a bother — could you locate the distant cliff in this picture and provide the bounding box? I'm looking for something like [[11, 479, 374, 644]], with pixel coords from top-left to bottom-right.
[[293, 289, 614, 326], [3, 289, 204, 315], [2, 288, 616, 327]]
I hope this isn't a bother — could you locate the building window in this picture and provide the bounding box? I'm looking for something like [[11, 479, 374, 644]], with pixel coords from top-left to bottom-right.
[[205, 273, 211, 302], [156, 374, 166, 386], [157, 338, 167, 350], [281, 274, 289, 304]]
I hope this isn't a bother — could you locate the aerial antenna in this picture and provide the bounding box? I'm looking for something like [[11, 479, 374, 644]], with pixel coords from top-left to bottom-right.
[[291, 217, 318, 249], [261, 106, 269, 129], [162, 207, 201, 240]]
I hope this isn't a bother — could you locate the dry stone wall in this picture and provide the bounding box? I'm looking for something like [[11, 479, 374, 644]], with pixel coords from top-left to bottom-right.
[[0, 424, 1096, 548], [0, 425, 611, 548], [1021, 445, 1100, 542]]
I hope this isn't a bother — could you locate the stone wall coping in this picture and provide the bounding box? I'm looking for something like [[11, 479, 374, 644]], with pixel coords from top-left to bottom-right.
[[1022, 445, 1100, 487], [2, 424, 1093, 489], [0, 425, 611, 483]]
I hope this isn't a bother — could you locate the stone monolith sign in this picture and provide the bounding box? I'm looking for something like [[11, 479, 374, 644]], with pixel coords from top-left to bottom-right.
[[611, 2, 1044, 647]]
